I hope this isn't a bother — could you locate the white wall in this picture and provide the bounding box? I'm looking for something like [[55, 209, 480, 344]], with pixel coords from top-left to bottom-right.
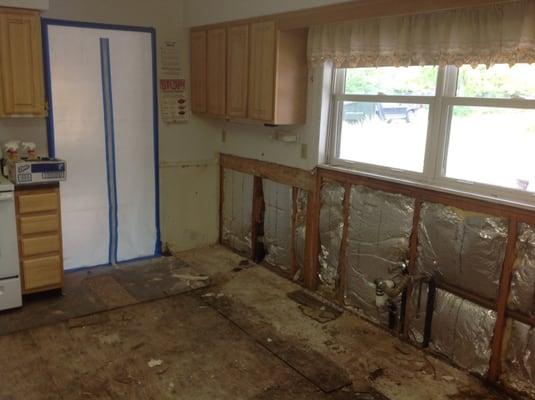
[[0, 0, 222, 253], [183, 0, 346, 171], [0, 0, 48, 10], [0, 0, 345, 254], [184, 0, 348, 27]]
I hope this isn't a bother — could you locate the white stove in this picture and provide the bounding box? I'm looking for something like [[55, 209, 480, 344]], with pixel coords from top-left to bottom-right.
[[0, 174, 22, 311]]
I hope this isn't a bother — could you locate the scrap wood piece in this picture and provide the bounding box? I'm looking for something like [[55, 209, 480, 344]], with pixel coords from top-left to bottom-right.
[[171, 273, 210, 281], [207, 291, 350, 392], [68, 313, 110, 329]]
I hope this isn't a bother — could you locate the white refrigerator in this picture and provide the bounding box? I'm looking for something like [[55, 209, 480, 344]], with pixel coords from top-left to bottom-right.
[[0, 175, 22, 311]]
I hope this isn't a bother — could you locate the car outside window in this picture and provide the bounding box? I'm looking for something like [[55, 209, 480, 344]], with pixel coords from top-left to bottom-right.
[[329, 64, 535, 205]]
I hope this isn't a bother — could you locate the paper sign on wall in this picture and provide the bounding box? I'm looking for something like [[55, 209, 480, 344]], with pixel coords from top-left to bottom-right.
[[160, 79, 188, 123], [160, 41, 181, 76]]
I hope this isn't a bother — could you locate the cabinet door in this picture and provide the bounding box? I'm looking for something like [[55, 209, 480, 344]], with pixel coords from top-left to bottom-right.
[[248, 21, 276, 122], [226, 24, 248, 119], [0, 9, 45, 116], [191, 30, 207, 113], [206, 28, 226, 116]]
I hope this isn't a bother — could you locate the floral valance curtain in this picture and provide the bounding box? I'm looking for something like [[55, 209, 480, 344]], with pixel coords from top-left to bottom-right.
[[307, 0, 535, 67]]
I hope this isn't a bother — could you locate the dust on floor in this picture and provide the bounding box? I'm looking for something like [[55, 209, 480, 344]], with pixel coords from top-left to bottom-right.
[[0, 245, 518, 399]]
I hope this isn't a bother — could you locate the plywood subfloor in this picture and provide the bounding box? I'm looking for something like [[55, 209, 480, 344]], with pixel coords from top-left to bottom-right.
[[0, 245, 517, 400]]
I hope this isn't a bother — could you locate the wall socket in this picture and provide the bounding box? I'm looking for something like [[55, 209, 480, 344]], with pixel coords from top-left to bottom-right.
[[221, 129, 227, 142], [300, 143, 308, 159]]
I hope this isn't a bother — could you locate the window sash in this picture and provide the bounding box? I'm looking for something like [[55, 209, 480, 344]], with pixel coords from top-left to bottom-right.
[[329, 66, 535, 207]]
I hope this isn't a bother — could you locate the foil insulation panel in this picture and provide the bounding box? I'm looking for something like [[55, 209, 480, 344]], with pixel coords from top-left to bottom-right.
[[222, 169, 253, 255], [508, 223, 535, 316], [345, 185, 414, 325], [409, 287, 496, 376], [318, 182, 345, 292], [294, 188, 308, 280], [417, 202, 508, 300], [263, 180, 293, 270], [503, 319, 535, 396]]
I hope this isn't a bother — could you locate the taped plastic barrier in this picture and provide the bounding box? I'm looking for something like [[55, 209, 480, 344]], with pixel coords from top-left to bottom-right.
[[345, 185, 414, 325], [502, 319, 535, 396], [508, 223, 535, 316], [319, 182, 345, 292], [263, 180, 293, 270], [222, 169, 253, 255], [409, 287, 496, 376], [294, 188, 308, 280], [417, 203, 508, 300]]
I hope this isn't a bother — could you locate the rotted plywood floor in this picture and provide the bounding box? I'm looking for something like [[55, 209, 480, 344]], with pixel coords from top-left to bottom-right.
[[0, 246, 517, 400]]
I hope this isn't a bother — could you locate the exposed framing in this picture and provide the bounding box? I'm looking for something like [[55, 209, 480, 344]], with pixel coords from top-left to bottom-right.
[[219, 153, 535, 386]]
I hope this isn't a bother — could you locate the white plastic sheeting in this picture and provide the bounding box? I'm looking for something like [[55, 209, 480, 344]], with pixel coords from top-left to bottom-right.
[[263, 180, 293, 269], [509, 223, 535, 316], [319, 182, 345, 292], [410, 286, 496, 376], [417, 203, 507, 300], [345, 185, 414, 325], [222, 169, 253, 255], [47, 25, 158, 269]]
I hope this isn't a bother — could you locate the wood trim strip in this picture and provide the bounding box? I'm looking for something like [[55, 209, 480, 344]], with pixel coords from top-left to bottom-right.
[[221, 153, 316, 191], [402, 198, 423, 338], [251, 176, 264, 261], [488, 217, 519, 382], [303, 173, 321, 289], [318, 167, 535, 223], [435, 280, 497, 311], [337, 183, 351, 303], [219, 162, 225, 244], [291, 186, 299, 276]]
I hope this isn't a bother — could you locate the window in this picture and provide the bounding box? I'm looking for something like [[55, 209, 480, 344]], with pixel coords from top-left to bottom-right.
[[329, 63, 535, 204]]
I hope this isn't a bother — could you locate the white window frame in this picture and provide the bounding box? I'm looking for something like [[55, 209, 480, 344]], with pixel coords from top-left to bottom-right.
[[328, 65, 535, 207]]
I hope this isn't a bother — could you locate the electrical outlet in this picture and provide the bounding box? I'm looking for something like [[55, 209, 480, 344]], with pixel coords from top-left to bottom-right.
[[221, 129, 227, 142], [300, 143, 308, 159]]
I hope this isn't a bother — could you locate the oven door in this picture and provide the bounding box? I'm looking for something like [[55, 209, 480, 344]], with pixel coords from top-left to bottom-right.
[[0, 191, 20, 279]]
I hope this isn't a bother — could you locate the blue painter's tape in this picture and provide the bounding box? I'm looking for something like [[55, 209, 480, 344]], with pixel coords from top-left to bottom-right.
[[150, 30, 162, 256], [100, 38, 119, 265]]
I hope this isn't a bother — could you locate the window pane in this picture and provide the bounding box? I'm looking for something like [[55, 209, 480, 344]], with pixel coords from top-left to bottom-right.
[[345, 66, 438, 96], [446, 106, 535, 191], [457, 64, 535, 99], [339, 101, 429, 172]]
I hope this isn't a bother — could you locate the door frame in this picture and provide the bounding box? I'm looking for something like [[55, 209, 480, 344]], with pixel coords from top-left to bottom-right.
[[41, 18, 161, 261]]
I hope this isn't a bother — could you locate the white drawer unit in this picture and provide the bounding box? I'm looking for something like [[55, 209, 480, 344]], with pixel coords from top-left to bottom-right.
[[0, 277, 22, 310], [0, 175, 21, 311]]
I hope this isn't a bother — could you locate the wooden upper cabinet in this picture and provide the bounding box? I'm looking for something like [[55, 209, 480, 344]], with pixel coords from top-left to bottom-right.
[[206, 28, 226, 116], [191, 30, 207, 113], [226, 24, 249, 119], [0, 8, 45, 117], [248, 21, 276, 122], [190, 19, 307, 125]]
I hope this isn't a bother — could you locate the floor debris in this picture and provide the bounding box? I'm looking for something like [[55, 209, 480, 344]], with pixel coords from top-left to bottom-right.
[[287, 289, 342, 323], [98, 333, 121, 345], [147, 359, 163, 368]]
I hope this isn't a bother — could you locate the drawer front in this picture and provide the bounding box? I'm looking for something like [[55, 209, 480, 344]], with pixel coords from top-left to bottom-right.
[[21, 234, 60, 257], [20, 214, 60, 235], [23, 255, 62, 291], [18, 192, 58, 214], [0, 277, 22, 310]]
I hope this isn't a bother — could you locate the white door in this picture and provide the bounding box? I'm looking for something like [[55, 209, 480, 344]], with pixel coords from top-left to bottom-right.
[[45, 22, 159, 270]]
